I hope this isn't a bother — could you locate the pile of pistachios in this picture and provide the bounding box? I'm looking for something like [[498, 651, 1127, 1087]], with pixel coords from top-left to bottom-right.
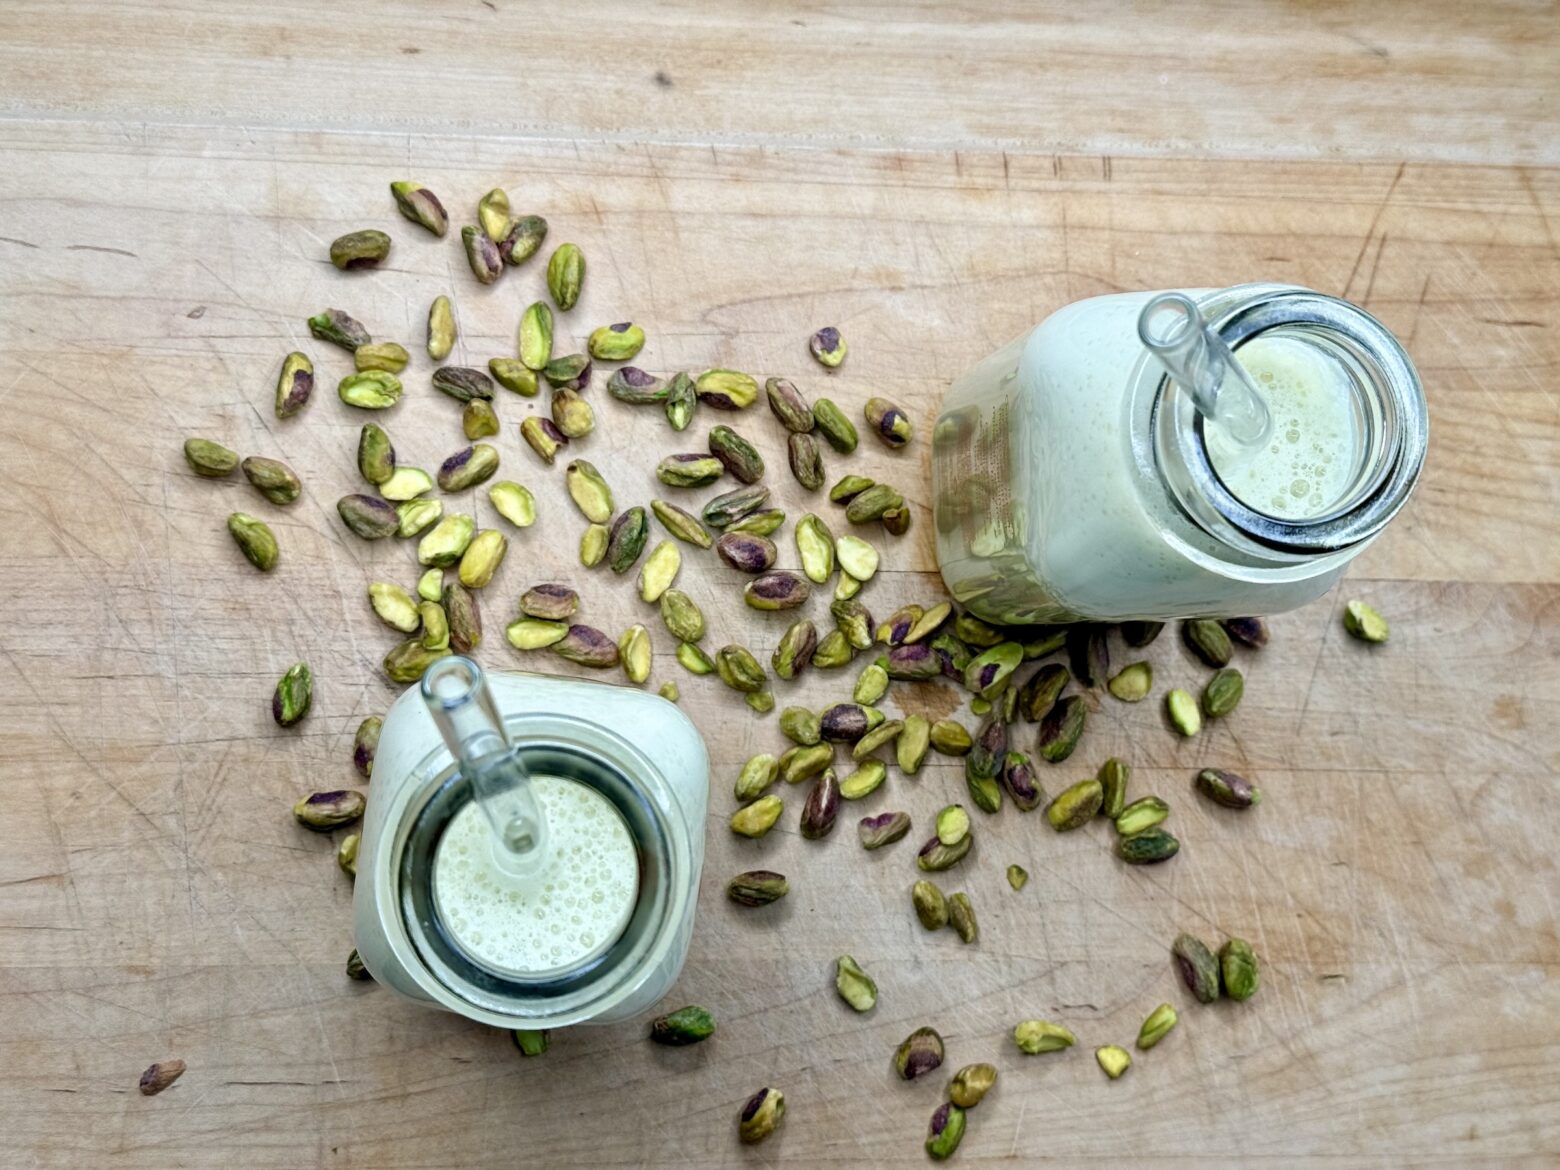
[[172, 174, 1401, 1148]]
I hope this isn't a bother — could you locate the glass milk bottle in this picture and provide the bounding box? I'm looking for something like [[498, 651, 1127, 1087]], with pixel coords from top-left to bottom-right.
[[352, 658, 709, 1029], [932, 284, 1428, 623]]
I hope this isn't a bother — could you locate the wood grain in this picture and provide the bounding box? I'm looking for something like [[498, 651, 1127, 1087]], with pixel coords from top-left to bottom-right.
[[0, 1, 1557, 164], [1, 71, 1558, 1170]]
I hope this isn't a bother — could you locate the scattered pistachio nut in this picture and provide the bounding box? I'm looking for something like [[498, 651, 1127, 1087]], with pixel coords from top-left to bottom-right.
[[745, 571, 810, 611], [337, 494, 397, 540], [716, 532, 777, 573], [551, 624, 619, 668], [338, 370, 402, 409], [735, 753, 779, 802], [1344, 599, 1389, 643], [737, 1088, 784, 1145], [916, 834, 971, 872], [1182, 618, 1234, 667], [831, 597, 874, 649], [564, 460, 614, 524], [912, 878, 948, 929], [346, 949, 371, 981], [715, 644, 767, 693], [292, 789, 365, 830], [309, 308, 370, 352], [1115, 795, 1169, 836], [656, 453, 724, 488], [138, 1060, 187, 1097], [432, 365, 494, 403], [650, 499, 714, 548], [727, 869, 788, 906], [730, 794, 783, 838], [544, 357, 590, 393], [337, 832, 359, 878], [1202, 667, 1244, 718], [588, 321, 645, 362], [650, 1005, 715, 1046], [948, 1063, 997, 1109], [839, 760, 887, 800], [619, 624, 653, 684], [236, 457, 300, 507], [1098, 757, 1131, 818], [1067, 624, 1111, 687], [949, 892, 978, 943], [1096, 1045, 1131, 1080], [458, 529, 507, 588], [1122, 619, 1165, 647], [772, 619, 818, 680], [780, 744, 833, 785], [390, 180, 449, 236], [895, 1027, 945, 1080], [477, 187, 512, 241], [500, 215, 548, 265], [512, 1029, 548, 1056], [353, 716, 382, 779], [489, 358, 538, 396], [228, 511, 280, 569], [505, 618, 568, 650], [897, 715, 931, 774], [676, 641, 715, 675], [1013, 1019, 1076, 1055], [518, 301, 554, 371], [925, 1102, 966, 1162], [546, 242, 585, 309], [379, 467, 433, 501], [725, 508, 785, 536], [664, 371, 696, 431], [703, 483, 770, 529], [273, 351, 315, 418], [1220, 937, 1260, 1001], [1172, 932, 1221, 1003], [417, 513, 475, 567], [426, 295, 455, 360], [461, 225, 502, 283], [1046, 778, 1103, 831], [1166, 688, 1201, 736], [462, 399, 499, 440], [1137, 1003, 1178, 1050], [833, 799, 902, 849], [853, 662, 888, 705], [863, 396, 913, 448], [329, 229, 391, 270], [658, 588, 705, 642], [416, 569, 444, 602], [488, 481, 536, 528], [419, 600, 449, 650], [1222, 616, 1270, 647], [844, 482, 902, 524], [1002, 751, 1044, 811], [1195, 767, 1261, 809], [520, 417, 567, 465], [929, 719, 973, 755], [834, 535, 879, 584], [812, 629, 854, 670], [658, 681, 680, 702], [708, 425, 765, 484], [355, 422, 395, 485], [786, 431, 826, 491], [271, 662, 312, 727], [1117, 827, 1180, 864], [809, 325, 847, 368], [780, 705, 822, 746], [835, 955, 878, 1012], [1108, 661, 1153, 702], [812, 397, 858, 454], [383, 639, 448, 683], [637, 540, 681, 603], [695, 368, 758, 410], [606, 507, 649, 573], [765, 376, 814, 432], [607, 366, 669, 404], [1037, 694, 1086, 762], [444, 581, 482, 653], [519, 583, 579, 622], [184, 437, 239, 477], [354, 341, 409, 375], [800, 768, 841, 839], [1006, 864, 1028, 891], [368, 582, 420, 633]]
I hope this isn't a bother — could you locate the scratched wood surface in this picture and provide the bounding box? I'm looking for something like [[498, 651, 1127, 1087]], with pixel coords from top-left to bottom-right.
[[2, 11, 1560, 1168]]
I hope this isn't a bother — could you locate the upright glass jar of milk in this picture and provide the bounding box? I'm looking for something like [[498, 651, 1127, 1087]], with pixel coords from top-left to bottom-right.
[[352, 661, 708, 1029], [932, 284, 1428, 623]]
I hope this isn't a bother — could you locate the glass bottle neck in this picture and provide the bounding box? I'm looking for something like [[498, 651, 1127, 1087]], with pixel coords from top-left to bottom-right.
[[1148, 285, 1428, 558]]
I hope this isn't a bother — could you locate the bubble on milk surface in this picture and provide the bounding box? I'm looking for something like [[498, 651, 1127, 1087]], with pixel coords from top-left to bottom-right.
[[434, 775, 638, 975]]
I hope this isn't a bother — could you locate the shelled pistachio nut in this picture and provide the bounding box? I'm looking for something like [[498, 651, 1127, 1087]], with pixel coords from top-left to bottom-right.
[[271, 662, 312, 726], [852, 662, 888, 705], [461, 225, 502, 284], [351, 716, 382, 780], [330, 229, 391, 270], [780, 743, 833, 784], [809, 326, 847, 368], [184, 437, 239, 477], [355, 341, 409, 375], [658, 588, 705, 642], [703, 484, 770, 529], [564, 460, 614, 523], [505, 619, 568, 651], [1182, 618, 1234, 667], [237, 456, 300, 505], [925, 1102, 966, 1162], [1195, 767, 1261, 809], [651, 499, 714, 548], [949, 892, 977, 943], [895, 1027, 945, 1081], [1006, 864, 1029, 891], [715, 644, 767, 693], [725, 508, 785, 536], [844, 483, 903, 524], [489, 359, 538, 397], [727, 870, 788, 906], [1172, 932, 1221, 1003], [1046, 778, 1102, 831], [619, 624, 653, 684], [588, 321, 645, 362], [379, 467, 433, 501], [745, 571, 810, 611], [520, 417, 568, 465], [884, 642, 939, 680], [812, 628, 854, 670], [1222, 616, 1269, 647], [1343, 599, 1389, 643], [1002, 751, 1044, 811], [419, 600, 449, 650], [834, 954, 877, 1012], [797, 768, 840, 839], [458, 529, 508, 588], [852, 720, 902, 761], [1122, 619, 1165, 647], [607, 365, 669, 404], [500, 214, 547, 265], [664, 371, 695, 430], [368, 582, 420, 633], [949, 1063, 997, 1109], [356, 422, 395, 484], [1137, 1003, 1178, 1050], [1107, 661, 1153, 702], [552, 624, 619, 668], [1013, 1019, 1076, 1055], [1115, 795, 1169, 837], [896, 715, 930, 774], [708, 425, 765, 484], [1037, 694, 1086, 762], [1220, 937, 1260, 1000], [1098, 757, 1130, 818], [863, 396, 913, 448], [1202, 667, 1244, 718], [650, 1004, 715, 1046], [607, 506, 649, 573], [716, 532, 776, 573], [772, 619, 818, 680], [912, 878, 948, 929], [929, 718, 972, 755], [638, 540, 681, 602], [520, 583, 580, 622], [337, 832, 359, 877], [737, 1088, 784, 1145], [228, 512, 280, 568], [916, 834, 971, 872], [518, 301, 554, 371], [857, 810, 911, 850], [292, 789, 365, 830], [546, 243, 585, 309], [337, 494, 397, 540], [477, 187, 512, 241], [309, 308, 370, 351], [511, 1029, 547, 1055], [543, 354, 592, 391], [1066, 624, 1110, 687], [765, 376, 814, 432], [839, 760, 887, 800], [1166, 688, 1201, 736], [1019, 662, 1069, 721], [730, 794, 783, 838], [273, 351, 315, 418], [432, 365, 495, 403], [656, 453, 724, 488], [780, 705, 822, 746], [1117, 827, 1180, 864], [426, 295, 456, 360], [831, 597, 873, 649], [390, 181, 448, 236], [1095, 1045, 1131, 1079], [444, 581, 482, 653], [338, 370, 402, 409], [488, 481, 537, 527], [416, 569, 444, 602], [695, 368, 758, 410], [735, 753, 779, 802], [812, 397, 858, 453], [417, 513, 475, 567], [383, 639, 448, 682], [462, 399, 498, 440]]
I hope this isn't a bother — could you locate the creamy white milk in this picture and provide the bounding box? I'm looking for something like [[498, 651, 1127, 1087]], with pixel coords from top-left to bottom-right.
[[432, 774, 639, 978]]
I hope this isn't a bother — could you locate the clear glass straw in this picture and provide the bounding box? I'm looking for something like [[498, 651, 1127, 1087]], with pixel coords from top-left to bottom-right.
[[1137, 292, 1273, 451], [421, 656, 549, 878]]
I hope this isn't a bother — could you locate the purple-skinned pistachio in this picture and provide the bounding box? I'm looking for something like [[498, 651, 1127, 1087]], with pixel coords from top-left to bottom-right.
[[809, 326, 847, 368], [390, 181, 448, 236], [925, 1102, 966, 1161], [337, 493, 398, 540], [772, 620, 818, 680], [274, 352, 314, 418], [1002, 750, 1043, 811], [1221, 616, 1270, 648], [437, 443, 500, 492], [857, 810, 911, 850], [879, 604, 924, 646], [715, 532, 776, 573], [587, 322, 645, 362], [551, 624, 620, 668], [894, 1027, 945, 1080], [800, 768, 840, 839], [886, 642, 941, 680], [702, 483, 770, 528], [607, 365, 669, 404], [916, 834, 972, 872], [352, 716, 382, 779], [520, 417, 568, 465], [292, 789, 365, 830], [963, 641, 1023, 698], [744, 571, 810, 611], [820, 703, 870, 743], [520, 583, 579, 621], [863, 396, 913, 448]]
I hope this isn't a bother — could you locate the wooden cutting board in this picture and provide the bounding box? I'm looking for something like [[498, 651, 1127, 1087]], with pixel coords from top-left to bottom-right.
[[0, 8, 1557, 1166]]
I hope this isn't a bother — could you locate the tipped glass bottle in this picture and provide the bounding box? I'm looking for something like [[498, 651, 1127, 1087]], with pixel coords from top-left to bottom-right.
[[932, 284, 1428, 623]]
